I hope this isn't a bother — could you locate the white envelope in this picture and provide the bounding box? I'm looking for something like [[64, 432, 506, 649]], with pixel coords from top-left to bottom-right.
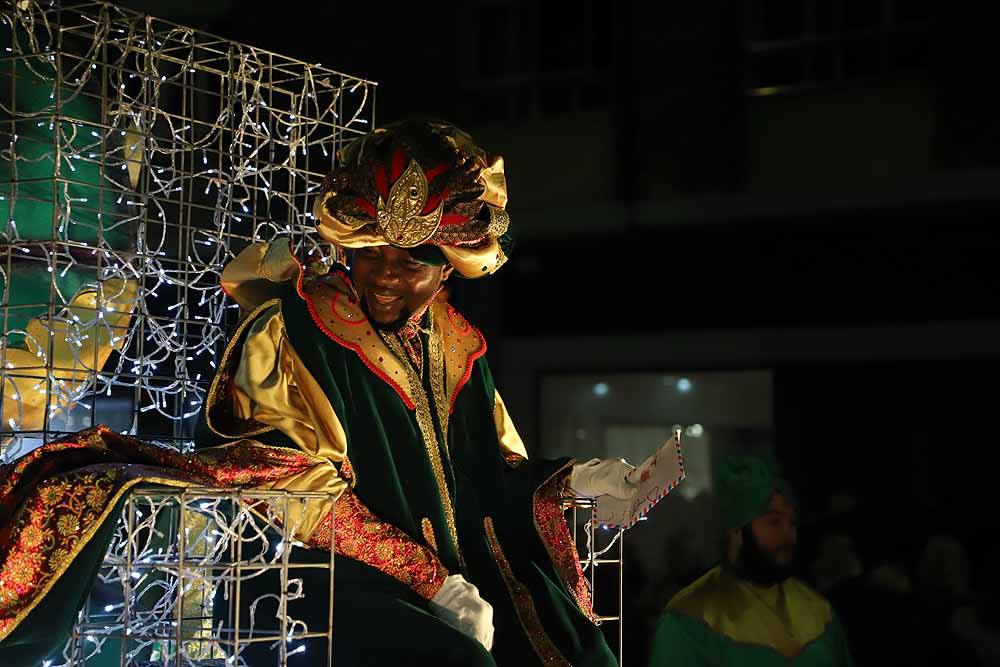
[[595, 431, 685, 529]]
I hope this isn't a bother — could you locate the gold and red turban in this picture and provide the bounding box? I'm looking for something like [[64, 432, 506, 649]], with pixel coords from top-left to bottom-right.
[[312, 120, 513, 278]]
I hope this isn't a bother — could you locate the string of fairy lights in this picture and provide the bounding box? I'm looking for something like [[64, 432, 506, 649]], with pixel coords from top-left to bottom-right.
[[62, 489, 336, 666], [1, 7, 627, 666], [0, 0, 375, 463]]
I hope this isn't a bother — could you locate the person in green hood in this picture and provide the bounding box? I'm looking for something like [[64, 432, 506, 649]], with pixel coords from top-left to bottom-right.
[[648, 454, 853, 666]]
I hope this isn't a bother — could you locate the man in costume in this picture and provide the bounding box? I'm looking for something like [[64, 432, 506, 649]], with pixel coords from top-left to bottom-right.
[[647, 455, 853, 666], [0, 120, 635, 666]]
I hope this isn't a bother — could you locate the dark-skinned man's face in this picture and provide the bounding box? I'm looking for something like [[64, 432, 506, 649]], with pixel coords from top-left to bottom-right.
[[349, 246, 453, 330]]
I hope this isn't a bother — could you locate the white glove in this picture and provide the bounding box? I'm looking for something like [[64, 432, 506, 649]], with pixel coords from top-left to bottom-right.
[[429, 574, 495, 651], [569, 458, 638, 500]]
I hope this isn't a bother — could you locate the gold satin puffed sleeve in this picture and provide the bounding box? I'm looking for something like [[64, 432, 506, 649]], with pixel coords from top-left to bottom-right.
[[494, 390, 529, 467], [221, 240, 299, 312], [232, 305, 346, 461], [228, 305, 348, 542]]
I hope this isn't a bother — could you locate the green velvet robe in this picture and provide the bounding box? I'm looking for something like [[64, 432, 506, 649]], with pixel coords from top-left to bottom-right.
[[648, 565, 852, 667], [0, 258, 615, 666], [195, 265, 616, 667]]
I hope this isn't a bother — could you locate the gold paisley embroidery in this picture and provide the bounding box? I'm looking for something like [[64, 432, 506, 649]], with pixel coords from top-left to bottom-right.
[[85, 487, 109, 510], [17, 525, 44, 550], [0, 471, 190, 641], [421, 518, 439, 556], [38, 484, 66, 506], [535, 464, 596, 622], [0, 428, 324, 642], [309, 492, 447, 600], [55, 514, 80, 538]]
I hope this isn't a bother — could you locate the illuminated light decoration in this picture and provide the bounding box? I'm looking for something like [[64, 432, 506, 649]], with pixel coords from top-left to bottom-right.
[[1, 0, 373, 465], [1, 2, 368, 664], [60, 489, 335, 666]]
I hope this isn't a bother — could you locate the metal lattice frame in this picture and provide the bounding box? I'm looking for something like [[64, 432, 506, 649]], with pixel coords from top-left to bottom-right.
[[567, 498, 625, 666], [65, 488, 336, 667], [1, 4, 627, 665], [0, 0, 375, 462], [69, 497, 623, 667]]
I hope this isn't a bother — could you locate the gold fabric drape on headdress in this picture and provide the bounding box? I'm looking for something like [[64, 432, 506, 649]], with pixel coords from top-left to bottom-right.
[[311, 120, 512, 278]]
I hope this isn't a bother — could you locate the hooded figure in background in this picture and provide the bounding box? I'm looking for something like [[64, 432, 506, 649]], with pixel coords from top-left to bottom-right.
[[647, 454, 853, 667]]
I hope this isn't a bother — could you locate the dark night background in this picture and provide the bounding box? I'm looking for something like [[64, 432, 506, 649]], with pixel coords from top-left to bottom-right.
[[116, 1, 1000, 664]]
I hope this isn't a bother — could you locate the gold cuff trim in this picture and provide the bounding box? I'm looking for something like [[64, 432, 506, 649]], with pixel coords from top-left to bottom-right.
[[533, 461, 596, 622], [308, 490, 448, 600]]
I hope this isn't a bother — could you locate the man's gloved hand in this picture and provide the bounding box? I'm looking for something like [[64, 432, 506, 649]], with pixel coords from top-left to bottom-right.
[[569, 458, 638, 500], [429, 574, 495, 651]]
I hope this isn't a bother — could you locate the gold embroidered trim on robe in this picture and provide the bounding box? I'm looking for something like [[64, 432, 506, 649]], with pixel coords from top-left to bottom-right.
[[668, 565, 834, 659], [533, 462, 596, 622], [421, 518, 439, 556], [0, 428, 325, 642], [427, 324, 451, 450], [309, 491, 448, 600], [295, 270, 486, 413], [0, 472, 193, 642], [484, 516, 570, 666], [436, 301, 487, 414], [381, 328, 462, 566], [297, 269, 416, 407]]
